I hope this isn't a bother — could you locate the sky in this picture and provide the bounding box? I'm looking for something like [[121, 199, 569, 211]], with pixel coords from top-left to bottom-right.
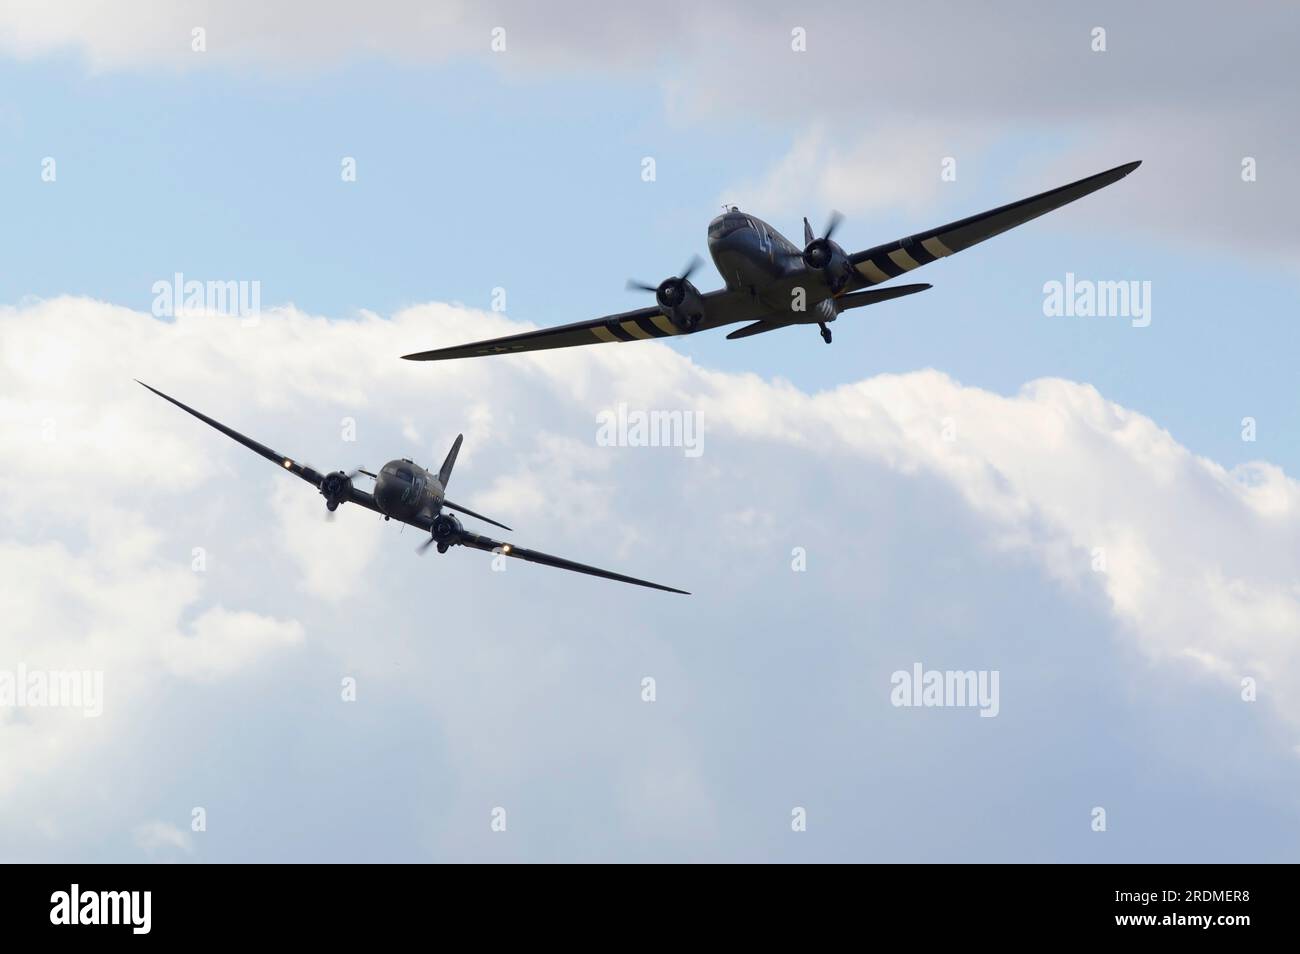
[[1, 1, 1298, 862]]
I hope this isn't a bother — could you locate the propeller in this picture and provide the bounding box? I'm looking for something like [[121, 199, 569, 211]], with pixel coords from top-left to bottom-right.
[[786, 211, 845, 266], [323, 466, 373, 521], [626, 255, 702, 295], [416, 513, 462, 554], [801, 211, 845, 269], [820, 211, 844, 242]]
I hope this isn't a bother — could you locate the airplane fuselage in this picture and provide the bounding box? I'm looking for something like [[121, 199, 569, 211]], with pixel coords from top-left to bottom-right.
[[708, 210, 800, 287], [706, 209, 838, 324], [374, 458, 444, 523]]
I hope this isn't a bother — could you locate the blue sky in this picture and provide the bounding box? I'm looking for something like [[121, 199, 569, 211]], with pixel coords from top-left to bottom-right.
[[2, 1, 1298, 862], [6, 53, 1295, 477]]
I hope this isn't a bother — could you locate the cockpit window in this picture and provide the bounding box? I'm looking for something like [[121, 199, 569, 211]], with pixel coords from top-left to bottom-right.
[[708, 215, 748, 240], [391, 466, 423, 504]]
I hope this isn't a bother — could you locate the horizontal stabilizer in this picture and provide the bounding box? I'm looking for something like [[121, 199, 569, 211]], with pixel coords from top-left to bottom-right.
[[834, 283, 931, 311], [442, 498, 512, 532], [726, 318, 789, 340]]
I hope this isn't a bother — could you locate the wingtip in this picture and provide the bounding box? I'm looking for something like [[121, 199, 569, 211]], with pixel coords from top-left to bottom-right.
[[1119, 159, 1142, 175]]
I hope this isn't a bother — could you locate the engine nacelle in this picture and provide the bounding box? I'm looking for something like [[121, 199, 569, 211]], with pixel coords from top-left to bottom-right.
[[320, 471, 353, 511], [655, 277, 706, 332], [432, 512, 463, 541], [802, 238, 854, 294]]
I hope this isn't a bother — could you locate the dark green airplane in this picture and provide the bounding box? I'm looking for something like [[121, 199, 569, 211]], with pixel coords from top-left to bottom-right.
[[402, 161, 1140, 358], [137, 382, 688, 595]]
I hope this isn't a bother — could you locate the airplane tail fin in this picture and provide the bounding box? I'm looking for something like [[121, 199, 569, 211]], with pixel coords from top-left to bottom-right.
[[438, 434, 463, 487], [436, 433, 513, 531]]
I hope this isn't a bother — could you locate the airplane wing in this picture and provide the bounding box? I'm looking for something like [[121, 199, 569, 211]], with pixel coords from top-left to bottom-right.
[[401, 289, 764, 362], [135, 380, 385, 516], [845, 160, 1141, 288], [450, 528, 690, 594]]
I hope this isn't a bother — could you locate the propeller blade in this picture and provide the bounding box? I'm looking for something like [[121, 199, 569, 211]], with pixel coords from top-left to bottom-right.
[[626, 279, 658, 293], [416, 535, 435, 554], [678, 254, 702, 282], [823, 210, 844, 241], [348, 467, 376, 480]]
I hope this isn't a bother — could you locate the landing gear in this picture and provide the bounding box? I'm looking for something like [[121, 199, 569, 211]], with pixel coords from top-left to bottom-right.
[[818, 322, 832, 344]]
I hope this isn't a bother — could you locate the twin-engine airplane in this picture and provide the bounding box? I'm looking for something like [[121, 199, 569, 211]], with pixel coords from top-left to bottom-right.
[[402, 161, 1140, 359], [137, 382, 688, 594]]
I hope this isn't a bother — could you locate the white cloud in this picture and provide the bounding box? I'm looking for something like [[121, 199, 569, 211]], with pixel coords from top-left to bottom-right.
[[162, 606, 304, 681], [270, 476, 385, 602], [718, 123, 989, 221], [133, 819, 193, 856], [2, 295, 1298, 859], [2, 1, 1294, 257]]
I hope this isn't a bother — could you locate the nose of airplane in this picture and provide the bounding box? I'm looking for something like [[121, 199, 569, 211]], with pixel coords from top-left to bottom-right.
[[374, 475, 399, 511], [709, 229, 749, 269]]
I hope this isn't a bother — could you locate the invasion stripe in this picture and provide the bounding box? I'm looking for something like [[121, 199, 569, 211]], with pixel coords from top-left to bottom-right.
[[887, 248, 922, 271], [634, 316, 670, 338], [590, 326, 620, 343], [857, 259, 891, 284], [648, 314, 678, 336], [606, 322, 637, 342], [620, 320, 655, 340], [921, 235, 953, 258], [873, 256, 905, 278], [903, 240, 936, 265]]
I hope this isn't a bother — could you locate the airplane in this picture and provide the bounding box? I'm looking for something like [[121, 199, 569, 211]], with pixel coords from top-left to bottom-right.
[[402, 160, 1140, 359], [136, 381, 688, 594]]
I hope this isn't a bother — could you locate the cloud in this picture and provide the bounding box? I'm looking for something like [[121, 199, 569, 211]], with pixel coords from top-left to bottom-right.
[[132, 819, 194, 856], [8, 1, 1288, 257], [2, 295, 1298, 859], [716, 123, 986, 220], [162, 607, 304, 681], [269, 476, 385, 602]]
